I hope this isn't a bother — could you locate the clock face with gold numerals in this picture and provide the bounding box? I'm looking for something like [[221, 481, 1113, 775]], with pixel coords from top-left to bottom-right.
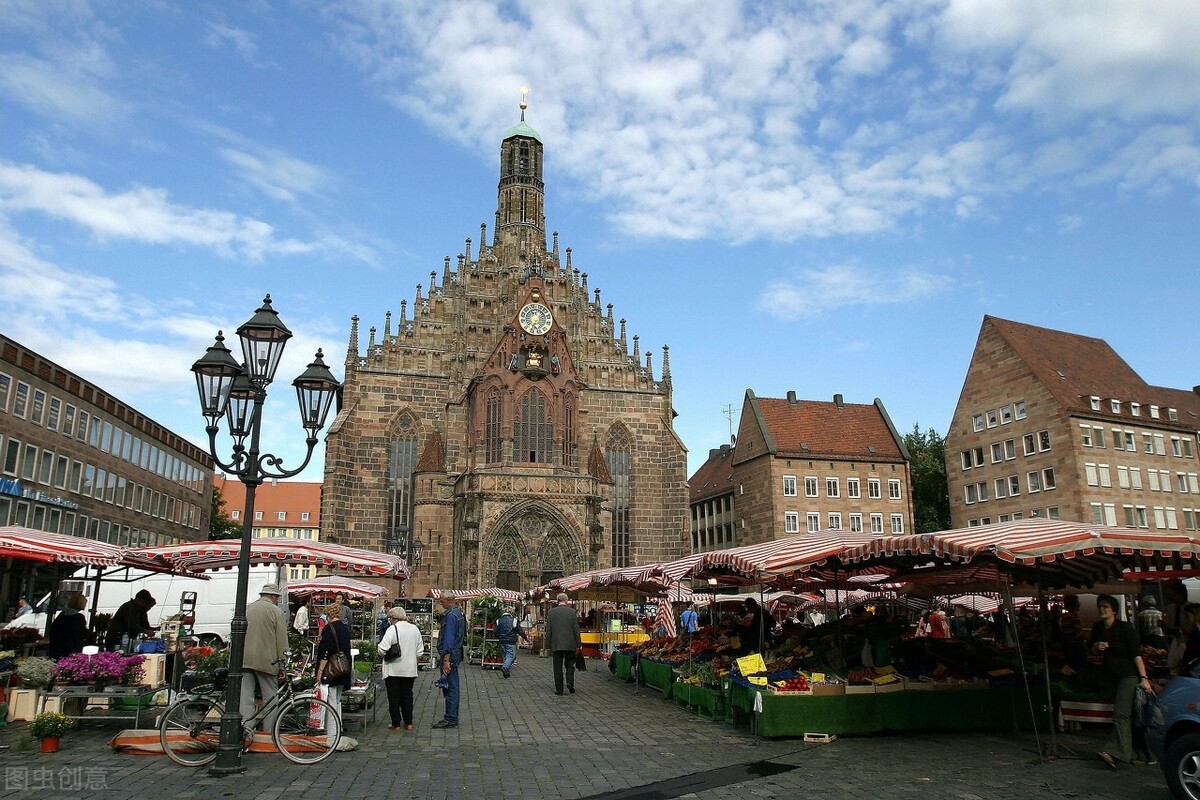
[[518, 302, 553, 335]]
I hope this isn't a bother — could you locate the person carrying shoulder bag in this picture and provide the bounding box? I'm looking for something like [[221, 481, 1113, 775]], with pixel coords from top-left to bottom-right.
[[377, 606, 424, 731]]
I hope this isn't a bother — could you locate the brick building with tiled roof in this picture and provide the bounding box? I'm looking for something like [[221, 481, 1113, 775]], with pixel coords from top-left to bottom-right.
[[947, 316, 1200, 532], [687, 390, 913, 551], [216, 477, 322, 580]]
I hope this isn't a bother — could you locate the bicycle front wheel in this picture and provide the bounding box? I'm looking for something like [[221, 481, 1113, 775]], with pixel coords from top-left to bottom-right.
[[273, 696, 342, 764], [159, 696, 223, 767]]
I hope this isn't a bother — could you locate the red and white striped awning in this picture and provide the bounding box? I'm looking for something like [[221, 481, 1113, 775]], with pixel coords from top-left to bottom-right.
[[428, 587, 524, 603], [0, 526, 182, 572], [675, 532, 879, 584], [288, 575, 390, 599], [135, 537, 410, 578], [840, 518, 1200, 587]]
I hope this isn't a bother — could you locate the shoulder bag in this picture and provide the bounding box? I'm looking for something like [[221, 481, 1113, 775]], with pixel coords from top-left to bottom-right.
[[323, 624, 351, 680], [383, 623, 402, 662]]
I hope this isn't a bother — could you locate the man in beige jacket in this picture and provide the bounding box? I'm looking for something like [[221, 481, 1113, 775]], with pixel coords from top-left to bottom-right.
[[241, 584, 288, 733]]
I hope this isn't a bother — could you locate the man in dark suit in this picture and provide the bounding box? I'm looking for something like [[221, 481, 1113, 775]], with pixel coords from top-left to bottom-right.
[[545, 593, 581, 695]]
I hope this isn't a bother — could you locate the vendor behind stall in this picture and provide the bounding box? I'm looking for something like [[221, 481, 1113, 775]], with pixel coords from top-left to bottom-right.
[[104, 589, 158, 651]]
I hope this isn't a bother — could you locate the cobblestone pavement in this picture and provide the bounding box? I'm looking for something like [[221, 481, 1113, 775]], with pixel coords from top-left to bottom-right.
[[0, 657, 1172, 800]]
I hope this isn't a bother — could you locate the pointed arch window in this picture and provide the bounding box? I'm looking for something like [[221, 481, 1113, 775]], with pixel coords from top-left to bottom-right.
[[485, 389, 503, 464], [388, 417, 419, 546], [515, 389, 552, 463], [606, 427, 632, 568], [563, 394, 575, 468], [494, 535, 522, 591]]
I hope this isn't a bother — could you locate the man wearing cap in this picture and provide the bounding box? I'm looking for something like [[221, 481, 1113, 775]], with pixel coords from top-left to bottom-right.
[[242, 584, 288, 733], [545, 593, 582, 696], [104, 589, 157, 651]]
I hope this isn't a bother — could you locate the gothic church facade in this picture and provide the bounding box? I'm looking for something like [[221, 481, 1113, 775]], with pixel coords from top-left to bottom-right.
[[321, 109, 689, 596]]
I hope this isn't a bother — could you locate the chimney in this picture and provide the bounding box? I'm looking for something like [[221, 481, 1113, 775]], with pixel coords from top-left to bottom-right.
[[709, 448, 722, 460], [834, 393, 844, 408], [786, 390, 798, 404]]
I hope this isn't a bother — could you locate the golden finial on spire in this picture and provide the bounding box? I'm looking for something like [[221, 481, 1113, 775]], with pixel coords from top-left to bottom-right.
[[519, 86, 530, 121]]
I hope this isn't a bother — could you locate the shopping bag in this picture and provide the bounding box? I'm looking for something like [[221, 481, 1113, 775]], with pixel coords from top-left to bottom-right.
[[307, 685, 327, 729]]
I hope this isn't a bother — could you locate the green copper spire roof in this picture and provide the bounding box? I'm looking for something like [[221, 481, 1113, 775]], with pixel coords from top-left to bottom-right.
[[503, 119, 541, 143], [505, 90, 541, 142]]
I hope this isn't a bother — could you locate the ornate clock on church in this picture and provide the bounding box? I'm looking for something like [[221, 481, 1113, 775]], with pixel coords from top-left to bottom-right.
[[518, 301, 553, 335]]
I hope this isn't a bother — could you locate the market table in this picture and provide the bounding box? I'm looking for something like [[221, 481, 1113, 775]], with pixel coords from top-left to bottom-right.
[[46, 684, 162, 729], [611, 654, 675, 697], [726, 684, 1042, 738]]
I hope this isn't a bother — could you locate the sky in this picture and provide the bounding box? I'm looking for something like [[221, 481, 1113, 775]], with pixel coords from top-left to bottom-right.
[[2, 0, 1199, 482]]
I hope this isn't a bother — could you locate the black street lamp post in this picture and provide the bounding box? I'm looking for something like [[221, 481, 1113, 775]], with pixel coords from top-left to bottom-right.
[[191, 295, 340, 775]]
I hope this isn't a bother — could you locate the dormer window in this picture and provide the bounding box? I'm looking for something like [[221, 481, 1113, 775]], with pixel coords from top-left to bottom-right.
[[1150, 405, 1159, 419], [1111, 399, 1121, 414], [1131, 402, 1141, 416], [1089, 396, 1101, 411], [1168, 408, 1178, 422]]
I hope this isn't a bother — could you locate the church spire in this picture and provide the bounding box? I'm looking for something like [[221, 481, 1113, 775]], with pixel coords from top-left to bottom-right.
[[495, 90, 546, 262]]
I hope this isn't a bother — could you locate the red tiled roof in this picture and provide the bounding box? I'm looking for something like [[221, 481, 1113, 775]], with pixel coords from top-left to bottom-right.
[[988, 316, 1200, 429], [755, 397, 905, 461], [215, 477, 321, 527], [688, 445, 736, 502]]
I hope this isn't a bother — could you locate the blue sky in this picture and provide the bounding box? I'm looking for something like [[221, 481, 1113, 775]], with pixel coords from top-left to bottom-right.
[[2, 0, 1199, 480]]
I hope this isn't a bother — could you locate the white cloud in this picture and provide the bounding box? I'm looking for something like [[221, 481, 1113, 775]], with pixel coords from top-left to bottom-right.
[[320, 0, 1200, 244], [218, 147, 329, 203], [756, 263, 951, 321], [203, 23, 271, 68], [0, 161, 373, 263]]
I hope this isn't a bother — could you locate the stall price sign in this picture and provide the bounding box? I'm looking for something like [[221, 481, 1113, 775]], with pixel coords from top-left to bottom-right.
[[736, 653, 768, 686]]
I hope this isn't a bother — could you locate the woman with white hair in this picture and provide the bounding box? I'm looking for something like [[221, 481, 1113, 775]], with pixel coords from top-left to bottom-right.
[[377, 606, 425, 731]]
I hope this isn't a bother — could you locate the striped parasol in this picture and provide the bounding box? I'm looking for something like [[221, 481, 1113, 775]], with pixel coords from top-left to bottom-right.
[[653, 599, 676, 638], [136, 536, 410, 577]]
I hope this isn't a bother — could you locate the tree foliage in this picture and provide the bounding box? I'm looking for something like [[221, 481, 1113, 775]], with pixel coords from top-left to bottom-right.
[[904, 424, 951, 534], [209, 484, 242, 540]]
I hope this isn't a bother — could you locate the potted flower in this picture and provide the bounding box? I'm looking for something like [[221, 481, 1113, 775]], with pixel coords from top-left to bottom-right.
[[17, 656, 54, 689], [28, 711, 73, 752]]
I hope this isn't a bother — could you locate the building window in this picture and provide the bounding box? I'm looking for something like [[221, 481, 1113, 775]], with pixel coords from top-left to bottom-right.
[[1117, 466, 1130, 489], [849, 513, 863, 532], [301, 512, 310, 521], [12, 381, 30, 418], [1154, 507, 1167, 529], [977, 481, 989, 502], [1004, 439, 1016, 460], [1038, 430, 1051, 452], [1093, 427, 1106, 448], [254, 511, 263, 521], [276, 511, 286, 521], [3, 438, 20, 475], [1143, 433, 1155, 454], [1130, 468, 1143, 490], [1042, 468, 1056, 490], [806, 512, 820, 533], [804, 476, 818, 498], [1172, 437, 1183, 457], [973, 447, 985, 467], [0, 373, 10, 412], [868, 478, 881, 499], [1150, 405, 1160, 419], [1085, 463, 1098, 486], [1000, 405, 1013, 425], [890, 514, 904, 533], [991, 442, 1003, 463], [847, 478, 861, 499], [972, 414, 984, 432], [826, 477, 840, 498], [1155, 434, 1166, 456], [1149, 470, 1161, 492], [515, 389, 553, 463], [1089, 396, 1101, 411], [870, 513, 883, 534], [232, 510, 240, 520], [1022, 434, 1036, 456], [1008, 475, 1021, 496], [1135, 506, 1148, 528], [960, 451, 973, 471], [827, 512, 842, 531], [986, 410, 998, 428], [782, 475, 797, 496], [965, 484, 978, 504], [484, 389, 502, 463], [606, 426, 633, 568], [1047, 506, 1060, 520], [46, 396, 61, 430], [1098, 464, 1111, 488], [1111, 399, 1121, 413], [888, 479, 901, 500], [1124, 430, 1136, 452], [1090, 503, 1103, 525], [389, 418, 419, 550], [994, 478, 1007, 499], [1080, 425, 1093, 447], [1131, 402, 1141, 416], [563, 394, 575, 467], [1015, 401, 1027, 419], [784, 512, 799, 534]]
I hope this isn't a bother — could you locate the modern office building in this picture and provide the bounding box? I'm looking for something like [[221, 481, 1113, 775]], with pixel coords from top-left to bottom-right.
[[0, 334, 213, 546], [688, 390, 914, 551], [946, 316, 1200, 531]]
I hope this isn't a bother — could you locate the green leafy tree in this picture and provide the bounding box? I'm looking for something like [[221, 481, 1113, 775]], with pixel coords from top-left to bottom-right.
[[904, 424, 951, 533], [209, 484, 242, 540]]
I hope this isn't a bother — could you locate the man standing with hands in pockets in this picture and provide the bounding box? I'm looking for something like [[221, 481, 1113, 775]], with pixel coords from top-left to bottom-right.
[[433, 594, 466, 729], [546, 593, 582, 696]]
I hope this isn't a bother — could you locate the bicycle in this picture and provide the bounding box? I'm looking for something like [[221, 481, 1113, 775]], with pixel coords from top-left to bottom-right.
[[158, 656, 342, 766]]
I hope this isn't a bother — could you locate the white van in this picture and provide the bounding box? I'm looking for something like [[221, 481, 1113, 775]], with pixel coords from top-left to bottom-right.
[[90, 565, 284, 645]]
